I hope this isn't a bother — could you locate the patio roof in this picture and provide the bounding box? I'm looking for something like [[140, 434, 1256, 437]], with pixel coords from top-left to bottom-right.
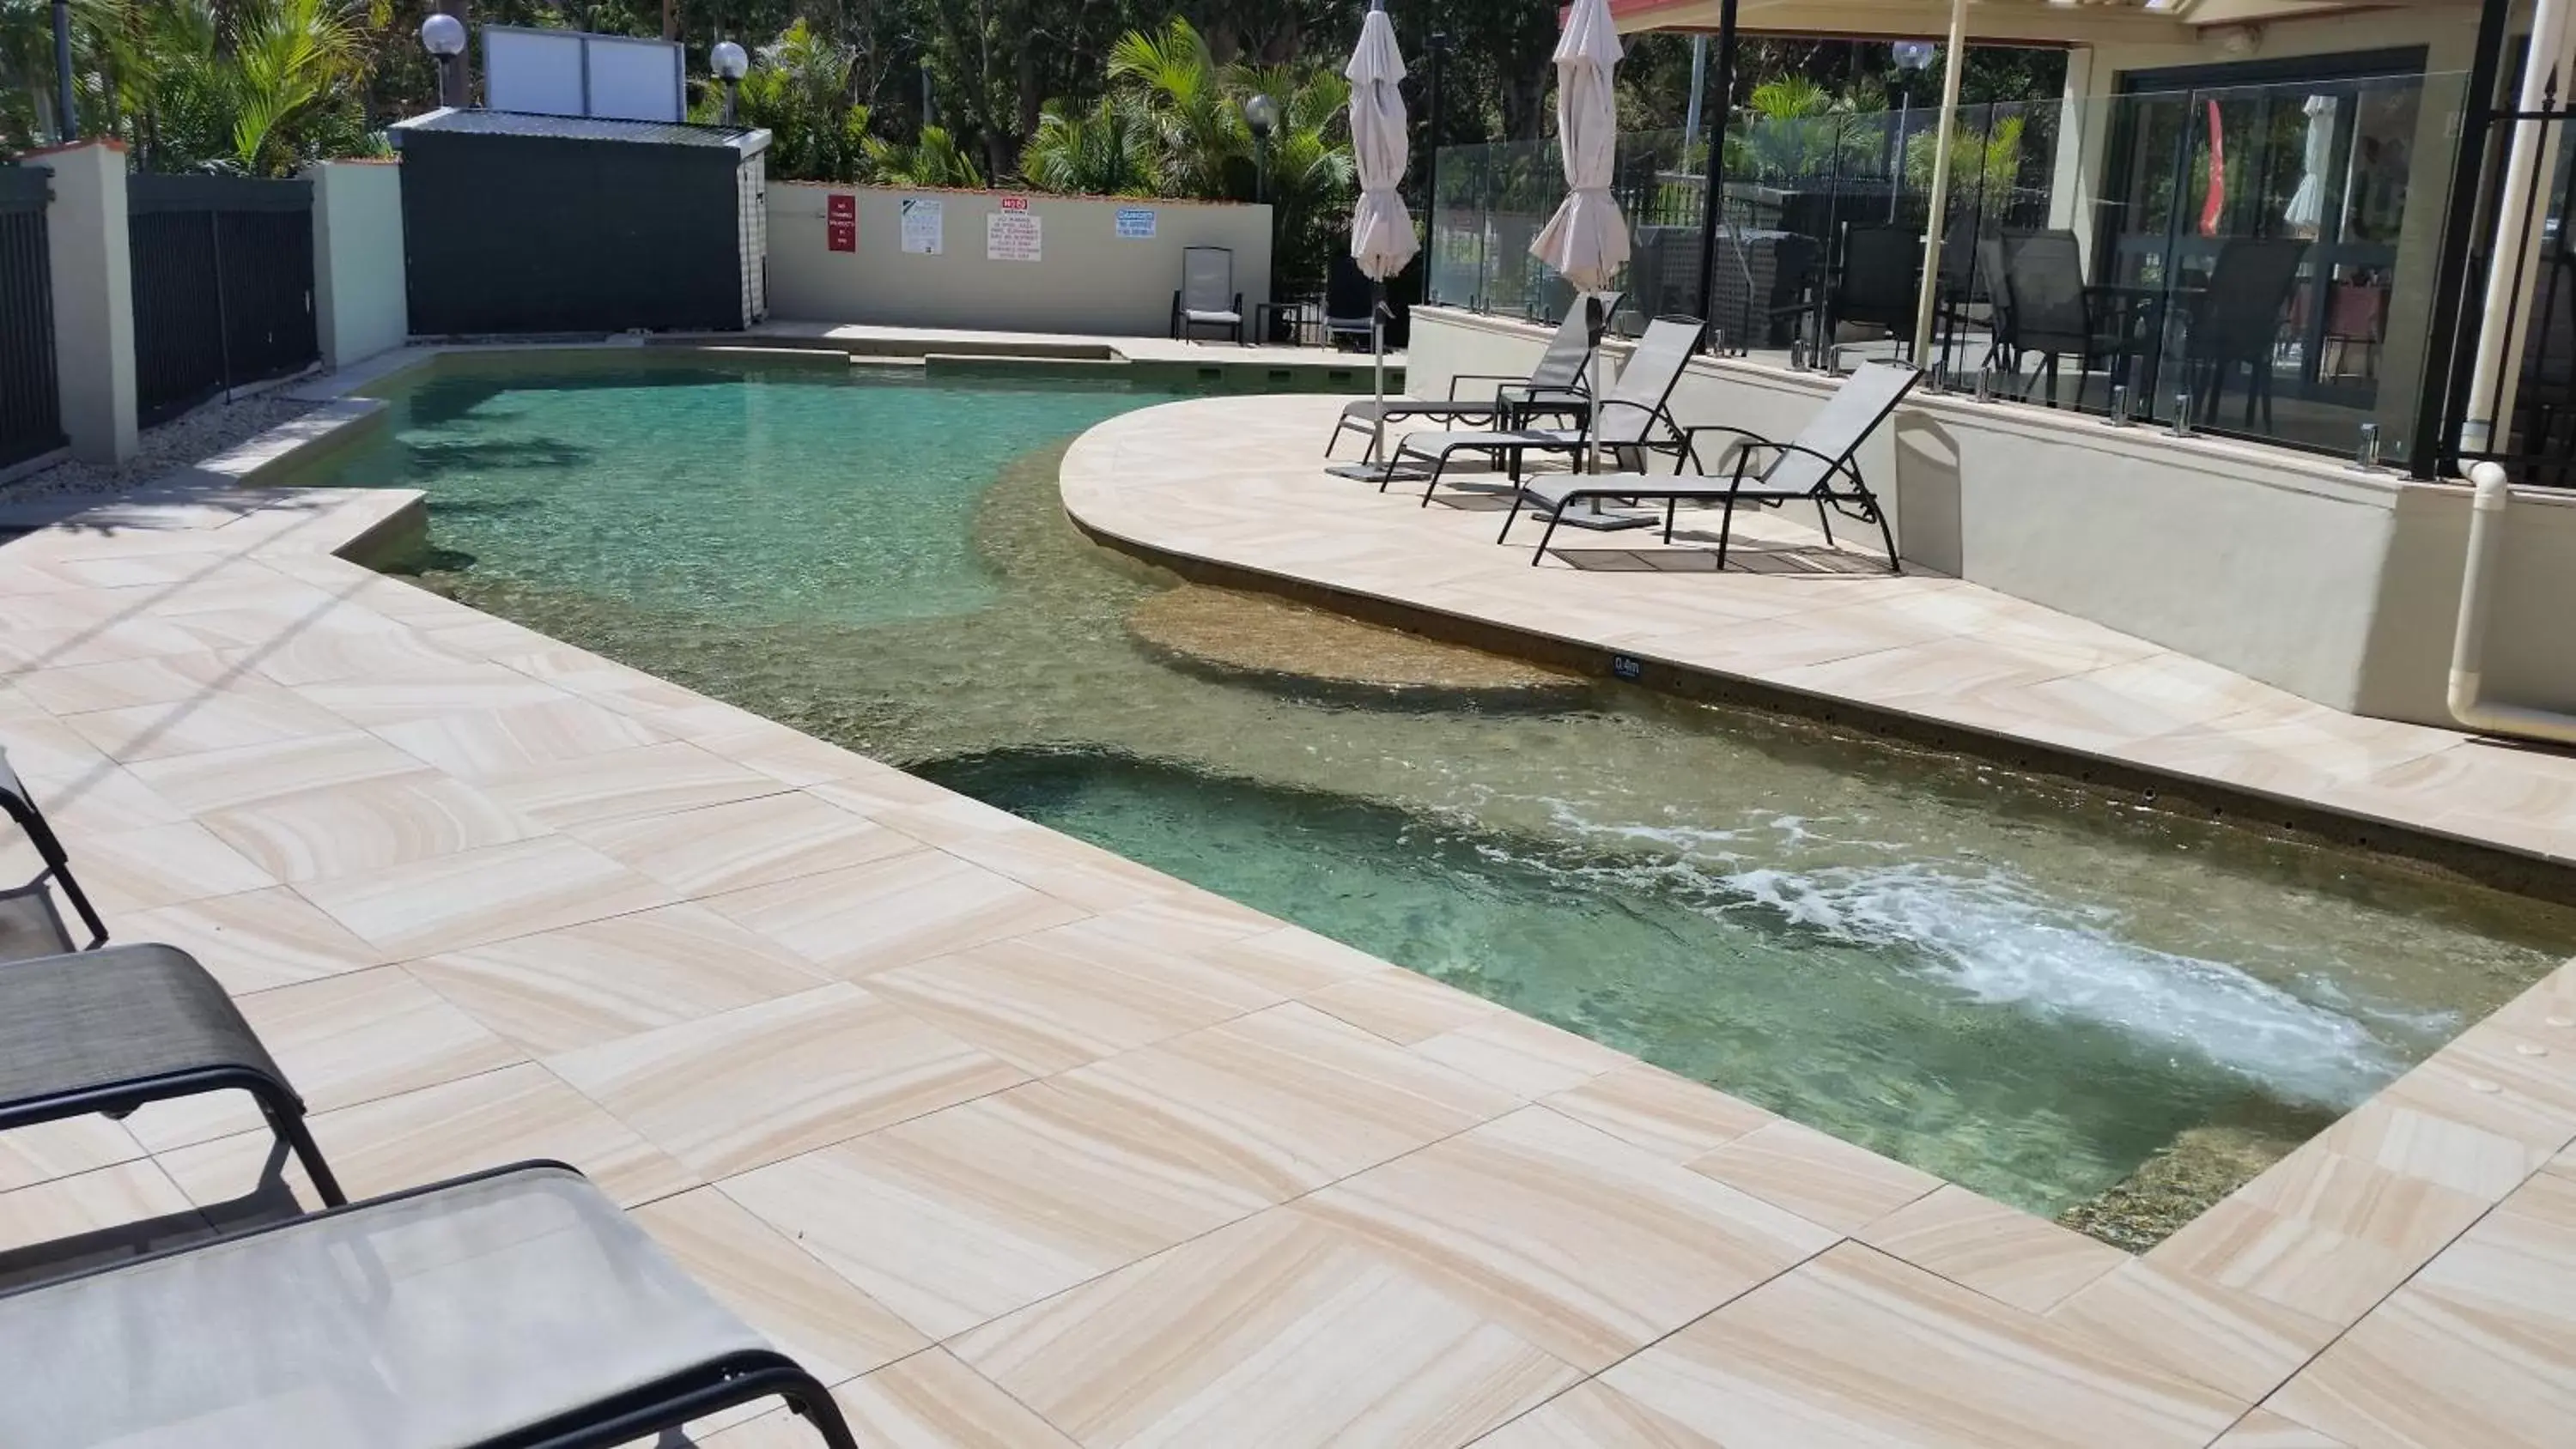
[[1609, 0, 2479, 45]]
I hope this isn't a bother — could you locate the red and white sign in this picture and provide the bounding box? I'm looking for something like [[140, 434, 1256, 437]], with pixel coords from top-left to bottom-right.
[[826, 192, 857, 253], [999, 195, 1030, 212]]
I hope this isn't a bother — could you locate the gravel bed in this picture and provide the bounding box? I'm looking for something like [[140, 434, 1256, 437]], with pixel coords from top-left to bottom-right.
[[0, 394, 324, 502]]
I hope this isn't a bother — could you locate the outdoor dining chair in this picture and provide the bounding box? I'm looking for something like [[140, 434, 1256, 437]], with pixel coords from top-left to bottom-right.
[[1996, 228, 2129, 412], [1500, 360, 1919, 573], [1170, 246, 1246, 344], [2181, 237, 2312, 430], [1824, 224, 1924, 361], [0, 747, 106, 964], [0, 1161, 860, 1448]]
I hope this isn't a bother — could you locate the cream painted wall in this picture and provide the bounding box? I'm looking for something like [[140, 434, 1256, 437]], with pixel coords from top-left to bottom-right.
[[30, 140, 137, 464], [766, 184, 1273, 336], [306, 161, 410, 369], [1410, 305, 2576, 726]]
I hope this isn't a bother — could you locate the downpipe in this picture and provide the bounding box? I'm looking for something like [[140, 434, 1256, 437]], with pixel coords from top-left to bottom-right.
[[2448, 463, 2576, 744]]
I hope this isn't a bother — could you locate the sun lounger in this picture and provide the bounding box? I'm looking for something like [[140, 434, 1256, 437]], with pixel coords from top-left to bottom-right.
[[0, 748, 106, 964], [1382, 318, 1706, 506], [1325, 293, 1617, 460], [1499, 361, 1921, 571], [0, 1161, 861, 1448], [0, 943, 348, 1208]]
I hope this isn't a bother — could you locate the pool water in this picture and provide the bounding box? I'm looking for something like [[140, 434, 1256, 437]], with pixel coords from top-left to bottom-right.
[[285, 352, 2576, 1234]]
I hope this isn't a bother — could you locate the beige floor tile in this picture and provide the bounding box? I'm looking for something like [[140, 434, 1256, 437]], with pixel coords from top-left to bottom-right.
[[371, 695, 667, 780], [124, 965, 525, 1152], [2045, 1258, 2342, 1407], [0, 1116, 146, 1196], [1304, 1106, 1836, 1372], [2267, 1170, 2576, 1449], [8, 649, 254, 715], [2309, 1096, 2555, 1202], [408, 902, 829, 1054], [58, 687, 356, 763], [240, 615, 483, 688], [299, 664, 572, 726], [1856, 1184, 2128, 1313], [157, 1061, 698, 1212], [685, 720, 895, 789], [1411, 1014, 1637, 1100], [571, 789, 918, 897], [1687, 1119, 1942, 1234], [724, 1076, 1284, 1340], [1540, 1064, 1777, 1163], [1302, 967, 1508, 1046], [866, 920, 1285, 1076], [1054, 1003, 1517, 1194], [126, 728, 428, 814], [2148, 1143, 2495, 1327], [0, 1160, 212, 1289], [874, 798, 1186, 912], [292, 834, 674, 958], [1194, 924, 1388, 995], [197, 768, 545, 883], [632, 1186, 927, 1385], [1, 757, 190, 836], [1468, 1379, 1725, 1448], [705, 1349, 1080, 1449], [704, 850, 1087, 978], [41, 819, 276, 913], [1599, 1242, 2240, 1449], [548, 984, 1026, 1178], [117, 885, 386, 995], [483, 740, 785, 830], [2208, 1408, 2350, 1447], [952, 1207, 1580, 1449]]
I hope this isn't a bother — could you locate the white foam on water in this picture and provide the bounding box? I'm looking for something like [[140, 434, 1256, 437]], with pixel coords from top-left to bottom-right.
[[1715, 859, 2401, 1107]]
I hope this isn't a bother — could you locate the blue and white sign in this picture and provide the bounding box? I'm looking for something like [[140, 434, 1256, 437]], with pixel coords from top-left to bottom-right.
[[1114, 207, 1158, 239]]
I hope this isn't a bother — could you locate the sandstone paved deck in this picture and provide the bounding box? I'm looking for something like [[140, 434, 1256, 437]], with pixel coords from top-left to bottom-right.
[[1064, 393, 2576, 873], [0, 372, 2565, 1446]]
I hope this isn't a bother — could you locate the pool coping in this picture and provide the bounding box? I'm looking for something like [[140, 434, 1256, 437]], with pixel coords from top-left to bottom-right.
[[2, 340, 2569, 1445]]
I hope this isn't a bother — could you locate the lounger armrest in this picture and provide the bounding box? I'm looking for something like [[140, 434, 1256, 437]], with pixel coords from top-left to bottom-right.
[[1678, 424, 1781, 475], [1445, 373, 1528, 401], [1726, 439, 1872, 498]]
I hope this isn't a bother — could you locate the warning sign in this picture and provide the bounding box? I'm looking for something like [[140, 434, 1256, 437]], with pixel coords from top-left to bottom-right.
[[826, 192, 856, 253], [987, 207, 1042, 262]]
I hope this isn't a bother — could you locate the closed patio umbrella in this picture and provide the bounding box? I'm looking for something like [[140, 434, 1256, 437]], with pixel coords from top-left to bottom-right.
[[2283, 94, 2333, 233], [1530, 0, 1630, 474], [1346, 0, 1417, 464]]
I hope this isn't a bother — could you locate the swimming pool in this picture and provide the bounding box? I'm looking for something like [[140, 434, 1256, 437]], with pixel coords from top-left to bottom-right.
[[283, 350, 2576, 1240]]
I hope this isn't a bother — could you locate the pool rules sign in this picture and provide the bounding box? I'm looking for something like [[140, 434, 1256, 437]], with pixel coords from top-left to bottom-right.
[[987, 196, 1042, 262], [826, 193, 856, 253]]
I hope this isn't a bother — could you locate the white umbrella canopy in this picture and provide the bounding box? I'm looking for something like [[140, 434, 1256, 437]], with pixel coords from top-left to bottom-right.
[[1531, 0, 1630, 472], [1345, 2, 1415, 465]]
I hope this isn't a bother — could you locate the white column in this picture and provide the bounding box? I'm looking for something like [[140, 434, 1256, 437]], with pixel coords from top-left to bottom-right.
[[1911, 0, 1973, 365], [31, 139, 137, 464], [306, 160, 410, 370], [2462, 0, 2576, 455]]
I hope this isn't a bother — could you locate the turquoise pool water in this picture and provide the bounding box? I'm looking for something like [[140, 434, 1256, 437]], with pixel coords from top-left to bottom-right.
[[286, 352, 2576, 1235]]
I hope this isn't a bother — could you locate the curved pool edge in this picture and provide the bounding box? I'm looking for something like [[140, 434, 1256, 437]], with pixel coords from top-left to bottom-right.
[[1059, 394, 2576, 907]]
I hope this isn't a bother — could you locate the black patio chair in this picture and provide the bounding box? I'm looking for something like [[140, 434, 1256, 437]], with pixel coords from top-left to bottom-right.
[[0, 1161, 861, 1448], [1, 943, 347, 1211], [2182, 237, 2312, 431], [1996, 229, 2128, 412], [1170, 246, 1245, 344], [1825, 224, 1924, 361], [0, 748, 107, 965]]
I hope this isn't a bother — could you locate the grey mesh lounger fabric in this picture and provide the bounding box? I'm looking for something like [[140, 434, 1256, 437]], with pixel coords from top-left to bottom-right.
[[0, 943, 346, 1207], [0, 1161, 862, 1448]]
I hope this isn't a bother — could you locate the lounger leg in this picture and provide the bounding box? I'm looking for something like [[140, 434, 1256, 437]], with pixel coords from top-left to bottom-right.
[[1663, 499, 1677, 545], [1378, 451, 1408, 494], [779, 1369, 862, 1449], [1498, 492, 1524, 543], [1876, 506, 1901, 574], [1716, 498, 1735, 572], [1814, 494, 1836, 546], [1421, 455, 1451, 506], [253, 1088, 349, 1207], [1533, 509, 1564, 567]]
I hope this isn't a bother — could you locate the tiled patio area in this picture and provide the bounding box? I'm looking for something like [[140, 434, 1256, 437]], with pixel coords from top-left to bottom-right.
[[0, 371, 2569, 1446]]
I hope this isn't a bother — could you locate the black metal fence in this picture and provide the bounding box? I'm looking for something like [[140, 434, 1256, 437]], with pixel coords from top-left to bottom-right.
[[2438, 88, 2574, 488], [128, 173, 318, 426], [0, 166, 62, 470]]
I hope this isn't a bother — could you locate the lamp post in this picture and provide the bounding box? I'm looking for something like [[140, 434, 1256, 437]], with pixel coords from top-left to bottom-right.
[[421, 13, 468, 110], [1424, 32, 1454, 249], [712, 40, 749, 126], [1244, 92, 1281, 206], [51, 0, 76, 142], [1891, 39, 1936, 221]]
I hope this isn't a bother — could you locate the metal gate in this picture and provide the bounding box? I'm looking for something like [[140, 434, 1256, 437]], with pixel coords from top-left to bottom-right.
[[127, 173, 318, 427], [0, 166, 62, 470]]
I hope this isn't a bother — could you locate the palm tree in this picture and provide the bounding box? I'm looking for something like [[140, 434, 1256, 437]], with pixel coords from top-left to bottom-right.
[[864, 124, 986, 189], [1021, 95, 1157, 197], [224, 0, 368, 173], [690, 20, 872, 183], [1105, 18, 1245, 201]]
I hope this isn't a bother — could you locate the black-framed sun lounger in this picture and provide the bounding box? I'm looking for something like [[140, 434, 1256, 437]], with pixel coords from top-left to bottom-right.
[[1382, 318, 1707, 506], [1325, 292, 1619, 462], [0, 747, 107, 963], [0, 1160, 862, 1449], [1, 942, 349, 1210], [1498, 361, 1922, 572]]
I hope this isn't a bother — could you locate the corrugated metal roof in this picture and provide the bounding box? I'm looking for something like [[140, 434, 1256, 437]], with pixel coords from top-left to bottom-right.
[[391, 108, 770, 154]]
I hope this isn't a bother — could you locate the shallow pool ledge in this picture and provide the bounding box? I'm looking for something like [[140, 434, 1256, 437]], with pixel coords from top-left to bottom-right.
[[1060, 392, 2576, 894]]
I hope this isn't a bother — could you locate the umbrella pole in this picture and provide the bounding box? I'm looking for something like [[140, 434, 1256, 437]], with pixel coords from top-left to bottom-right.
[[1372, 279, 1388, 463]]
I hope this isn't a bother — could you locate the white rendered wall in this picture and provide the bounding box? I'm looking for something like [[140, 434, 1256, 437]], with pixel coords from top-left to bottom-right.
[[307, 161, 410, 369]]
